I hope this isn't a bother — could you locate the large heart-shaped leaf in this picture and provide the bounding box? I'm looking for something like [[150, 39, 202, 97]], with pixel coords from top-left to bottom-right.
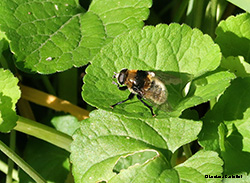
[[0, 0, 151, 73], [70, 109, 224, 183], [82, 24, 235, 118]]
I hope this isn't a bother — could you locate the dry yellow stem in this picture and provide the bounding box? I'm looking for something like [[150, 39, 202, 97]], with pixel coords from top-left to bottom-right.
[[20, 84, 89, 120]]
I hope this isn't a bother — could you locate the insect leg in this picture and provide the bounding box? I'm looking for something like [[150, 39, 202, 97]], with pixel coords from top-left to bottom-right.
[[110, 93, 135, 108], [137, 95, 156, 117], [118, 86, 128, 91]]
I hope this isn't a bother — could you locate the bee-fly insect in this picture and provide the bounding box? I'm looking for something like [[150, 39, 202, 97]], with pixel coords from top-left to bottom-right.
[[110, 69, 168, 117]]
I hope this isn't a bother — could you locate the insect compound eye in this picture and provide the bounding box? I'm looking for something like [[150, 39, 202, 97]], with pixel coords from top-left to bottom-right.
[[118, 73, 125, 84], [117, 69, 128, 85]]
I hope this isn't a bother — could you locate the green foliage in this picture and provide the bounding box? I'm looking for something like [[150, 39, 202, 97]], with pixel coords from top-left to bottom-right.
[[175, 151, 223, 183], [0, 69, 20, 132], [221, 56, 250, 77], [199, 78, 250, 175], [0, 0, 151, 74], [0, 31, 8, 56], [18, 138, 70, 183], [0, 0, 250, 182], [71, 109, 202, 182], [216, 13, 250, 61], [226, 0, 250, 13], [51, 115, 80, 136]]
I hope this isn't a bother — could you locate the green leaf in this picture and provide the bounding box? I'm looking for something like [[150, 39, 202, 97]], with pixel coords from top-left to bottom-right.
[[51, 115, 80, 136], [113, 150, 158, 173], [0, 0, 151, 74], [221, 123, 250, 175], [0, 69, 20, 132], [19, 138, 70, 183], [216, 13, 250, 62], [175, 150, 223, 183], [82, 24, 234, 118], [0, 94, 17, 133], [221, 56, 250, 77], [109, 155, 179, 183], [176, 70, 235, 113], [0, 69, 20, 107], [89, 0, 152, 39], [226, 0, 250, 13], [199, 78, 250, 175], [70, 109, 202, 183], [0, 30, 7, 40], [0, 31, 8, 54]]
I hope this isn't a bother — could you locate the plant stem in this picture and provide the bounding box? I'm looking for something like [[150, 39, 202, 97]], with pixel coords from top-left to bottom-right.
[[14, 116, 72, 152], [186, 0, 205, 28], [203, 0, 218, 38], [210, 98, 217, 109], [209, 0, 218, 38], [6, 131, 16, 183], [0, 54, 8, 69], [216, 0, 228, 22], [183, 144, 192, 158], [41, 75, 56, 96], [193, 0, 205, 29], [20, 84, 89, 120], [170, 150, 178, 167], [218, 123, 226, 152], [173, 0, 189, 23], [57, 68, 78, 104], [0, 160, 19, 181], [0, 140, 46, 183]]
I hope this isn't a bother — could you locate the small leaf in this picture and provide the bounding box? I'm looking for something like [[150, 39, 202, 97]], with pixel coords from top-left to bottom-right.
[[0, 69, 20, 132], [226, 0, 250, 13], [51, 115, 80, 136], [70, 109, 202, 183], [0, 93, 18, 132], [176, 70, 235, 113], [82, 24, 234, 118], [0, 0, 151, 74], [221, 56, 250, 77], [0, 69, 20, 107], [175, 150, 223, 183], [216, 13, 250, 62]]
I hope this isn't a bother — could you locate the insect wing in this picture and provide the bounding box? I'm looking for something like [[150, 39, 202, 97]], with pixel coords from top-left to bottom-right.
[[150, 71, 193, 111], [153, 71, 182, 85]]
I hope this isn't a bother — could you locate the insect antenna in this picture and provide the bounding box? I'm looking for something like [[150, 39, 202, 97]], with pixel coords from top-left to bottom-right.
[[113, 72, 118, 78]]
